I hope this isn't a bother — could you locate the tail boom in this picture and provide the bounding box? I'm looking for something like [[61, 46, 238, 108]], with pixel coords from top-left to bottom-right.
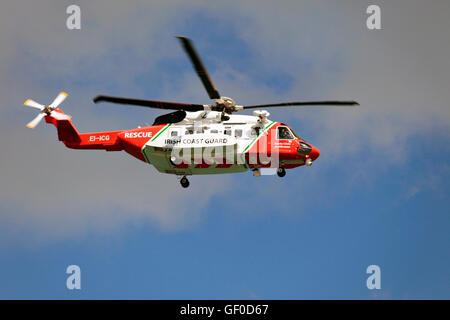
[[45, 115, 124, 151]]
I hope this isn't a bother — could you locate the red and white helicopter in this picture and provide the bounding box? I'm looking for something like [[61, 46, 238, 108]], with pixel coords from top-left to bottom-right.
[[23, 37, 358, 188]]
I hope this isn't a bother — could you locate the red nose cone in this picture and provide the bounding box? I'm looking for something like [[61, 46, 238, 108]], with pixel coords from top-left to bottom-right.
[[310, 146, 320, 160]]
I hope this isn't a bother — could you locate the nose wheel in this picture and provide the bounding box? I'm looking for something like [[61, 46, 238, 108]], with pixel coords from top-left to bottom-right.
[[180, 176, 190, 188], [277, 167, 286, 177]]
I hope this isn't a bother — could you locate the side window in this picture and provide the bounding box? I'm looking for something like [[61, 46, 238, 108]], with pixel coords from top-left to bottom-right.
[[277, 126, 294, 140], [171, 130, 179, 137], [248, 128, 257, 138], [235, 129, 242, 137], [248, 126, 261, 137], [210, 129, 218, 134], [224, 129, 231, 136], [185, 128, 194, 135]]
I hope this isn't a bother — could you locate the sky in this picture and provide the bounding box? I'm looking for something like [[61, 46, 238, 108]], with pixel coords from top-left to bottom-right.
[[0, 0, 449, 299]]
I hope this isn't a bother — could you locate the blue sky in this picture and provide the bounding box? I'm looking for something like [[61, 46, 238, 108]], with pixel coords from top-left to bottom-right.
[[0, 1, 449, 299]]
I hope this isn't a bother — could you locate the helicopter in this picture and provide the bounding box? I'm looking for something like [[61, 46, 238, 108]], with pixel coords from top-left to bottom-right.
[[23, 36, 358, 188]]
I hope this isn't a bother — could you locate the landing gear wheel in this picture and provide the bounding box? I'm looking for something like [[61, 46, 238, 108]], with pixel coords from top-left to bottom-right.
[[277, 167, 286, 177], [180, 176, 190, 188]]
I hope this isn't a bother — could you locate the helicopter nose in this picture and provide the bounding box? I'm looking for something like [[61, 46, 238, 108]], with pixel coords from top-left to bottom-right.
[[310, 146, 320, 160]]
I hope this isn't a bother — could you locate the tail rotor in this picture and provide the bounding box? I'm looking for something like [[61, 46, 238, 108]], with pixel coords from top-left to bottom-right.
[[24, 92, 71, 128]]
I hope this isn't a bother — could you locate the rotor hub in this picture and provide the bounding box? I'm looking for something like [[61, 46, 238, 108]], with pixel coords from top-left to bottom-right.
[[43, 106, 52, 115], [214, 96, 236, 113]]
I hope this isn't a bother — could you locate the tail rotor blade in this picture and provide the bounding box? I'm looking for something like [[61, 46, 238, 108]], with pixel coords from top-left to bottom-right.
[[49, 92, 68, 109], [50, 110, 71, 120], [24, 99, 45, 111], [26, 113, 45, 129]]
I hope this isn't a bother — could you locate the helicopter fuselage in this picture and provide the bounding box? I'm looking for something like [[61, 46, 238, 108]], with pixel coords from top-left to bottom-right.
[[46, 110, 320, 176]]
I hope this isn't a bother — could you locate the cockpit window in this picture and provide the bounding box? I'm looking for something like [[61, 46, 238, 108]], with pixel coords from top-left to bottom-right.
[[277, 126, 294, 140]]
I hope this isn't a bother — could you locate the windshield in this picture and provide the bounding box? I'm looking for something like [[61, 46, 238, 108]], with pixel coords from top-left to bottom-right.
[[289, 128, 302, 139]]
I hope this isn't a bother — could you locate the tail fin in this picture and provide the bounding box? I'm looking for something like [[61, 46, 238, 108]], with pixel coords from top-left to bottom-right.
[[45, 111, 80, 143]]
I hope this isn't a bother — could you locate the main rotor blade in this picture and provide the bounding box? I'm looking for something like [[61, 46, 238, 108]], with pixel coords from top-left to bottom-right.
[[176, 36, 221, 100], [243, 100, 360, 109], [93, 95, 205, 112], [49, 92, 68, 109], [26, 113, 45, 129]]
